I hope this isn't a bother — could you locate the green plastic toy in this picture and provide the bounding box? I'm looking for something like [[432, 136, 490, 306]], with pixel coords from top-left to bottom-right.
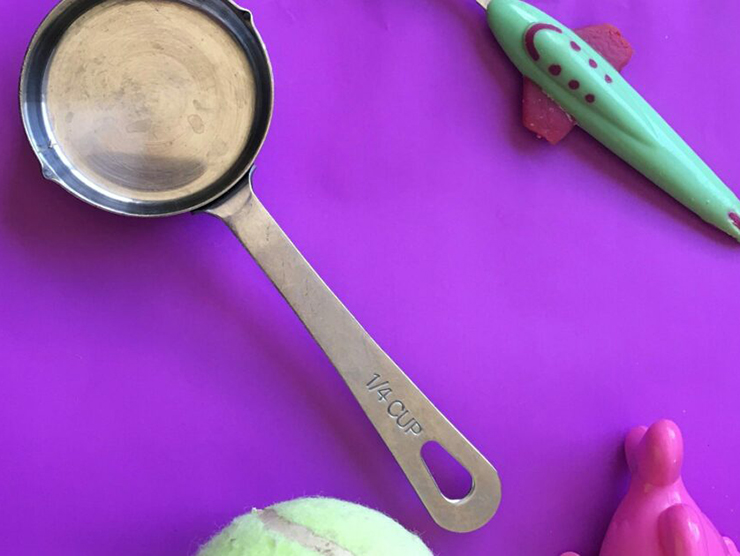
[[481, 0, 740, 242]]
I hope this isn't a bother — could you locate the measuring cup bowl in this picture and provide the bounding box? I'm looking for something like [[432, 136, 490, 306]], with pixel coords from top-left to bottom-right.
[[21, 0, 273, 217]]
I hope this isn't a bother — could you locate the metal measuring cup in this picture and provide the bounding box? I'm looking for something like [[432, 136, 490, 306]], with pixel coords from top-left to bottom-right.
[[20, 0, 501, 532]]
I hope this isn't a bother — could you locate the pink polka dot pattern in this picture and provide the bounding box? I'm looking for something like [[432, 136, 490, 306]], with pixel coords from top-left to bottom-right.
[[525, 23, 607, 105]]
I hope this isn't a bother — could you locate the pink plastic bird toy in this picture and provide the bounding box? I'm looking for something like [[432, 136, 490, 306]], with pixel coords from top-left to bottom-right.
[[563, 419, 738, 556]]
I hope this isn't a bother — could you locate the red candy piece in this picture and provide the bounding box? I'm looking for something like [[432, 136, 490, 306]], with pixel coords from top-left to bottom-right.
[[576, 23, 634, 72], [522, 24, 635, 144]]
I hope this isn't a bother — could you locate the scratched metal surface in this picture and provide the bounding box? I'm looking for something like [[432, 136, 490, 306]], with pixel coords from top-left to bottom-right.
[[1, 0, 739, 554], [42, 0, 256, 202]]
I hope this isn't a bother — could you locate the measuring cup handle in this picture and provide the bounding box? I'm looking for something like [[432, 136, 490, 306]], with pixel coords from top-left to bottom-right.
[[203, 171, 501, 532]]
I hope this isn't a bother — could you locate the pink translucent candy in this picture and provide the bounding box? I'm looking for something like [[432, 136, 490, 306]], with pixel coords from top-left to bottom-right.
[[563, 420, 738, 556]]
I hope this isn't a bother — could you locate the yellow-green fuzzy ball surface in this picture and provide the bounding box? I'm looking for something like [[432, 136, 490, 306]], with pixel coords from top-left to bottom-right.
[[197, 497, 432, 556]]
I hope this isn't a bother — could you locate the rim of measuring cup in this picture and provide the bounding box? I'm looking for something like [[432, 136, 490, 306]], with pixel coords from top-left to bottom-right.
[[19, 0, 275, 217]]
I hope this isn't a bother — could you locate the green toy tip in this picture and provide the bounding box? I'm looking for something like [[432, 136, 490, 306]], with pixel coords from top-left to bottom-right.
[[730, 213, 740, 240]]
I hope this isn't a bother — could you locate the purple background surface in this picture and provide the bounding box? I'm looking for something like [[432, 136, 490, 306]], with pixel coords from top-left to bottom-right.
[[2, 1, 739, 554]]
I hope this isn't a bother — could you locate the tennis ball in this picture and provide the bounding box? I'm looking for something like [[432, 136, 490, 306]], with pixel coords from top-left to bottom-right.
[[197, 497, 433, 556]]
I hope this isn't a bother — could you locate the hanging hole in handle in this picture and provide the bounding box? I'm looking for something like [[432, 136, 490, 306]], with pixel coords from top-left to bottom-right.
[[421, 441, 474, 501]]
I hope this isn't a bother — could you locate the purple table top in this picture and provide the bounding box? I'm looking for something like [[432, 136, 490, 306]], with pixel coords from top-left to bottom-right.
[[2, 1, 739, 554]]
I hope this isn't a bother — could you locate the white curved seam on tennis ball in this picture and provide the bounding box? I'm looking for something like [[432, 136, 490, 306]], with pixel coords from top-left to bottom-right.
[[257, 509, 357, 556]]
